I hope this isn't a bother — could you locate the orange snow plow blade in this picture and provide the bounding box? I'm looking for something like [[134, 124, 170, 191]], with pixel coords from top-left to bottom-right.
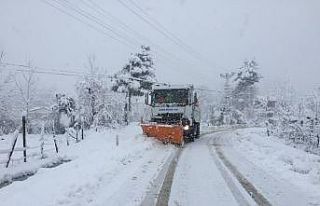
[[141, 123, 184, 145]]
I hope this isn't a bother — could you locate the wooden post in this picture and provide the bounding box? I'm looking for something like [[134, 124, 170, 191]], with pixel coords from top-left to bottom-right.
[[40, 123, 45, 159], [128, 90, 131, 112], [76, 128, 79, 143], [124, 102, 128, 125], [66, 135, 69, 146], [81, 124, 84, 140], [22, 116, 27, 162], [52, 120, 59, 153], [6, 131, 19, 168], [53, 134, 59, 153], [116, 135, 119, 146]]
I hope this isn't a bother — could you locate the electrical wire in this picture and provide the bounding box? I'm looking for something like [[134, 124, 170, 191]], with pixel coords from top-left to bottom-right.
[[42, 0, 197, 71], [53, 0, 140, 47], [41, 0, 136, 49], [117, 0, 215, 68], [80, 0, 187, 66], [0, 61, 168, 85], [126, 0, 210, 61], [1, 61, 221, 93]]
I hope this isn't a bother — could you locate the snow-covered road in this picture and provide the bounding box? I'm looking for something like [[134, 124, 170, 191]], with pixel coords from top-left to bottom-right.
[[211, 129, 320, 206], [1, 125, 320, 206], [168, 131, 254, 206], [168, 127, 320, 206]]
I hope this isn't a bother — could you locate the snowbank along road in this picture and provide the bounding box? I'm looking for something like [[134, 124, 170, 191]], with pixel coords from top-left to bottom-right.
[[1, 125, 320, 206]]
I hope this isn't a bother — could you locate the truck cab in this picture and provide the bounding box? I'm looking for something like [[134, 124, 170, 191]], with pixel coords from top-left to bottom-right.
[[145, 84, 201, 141]]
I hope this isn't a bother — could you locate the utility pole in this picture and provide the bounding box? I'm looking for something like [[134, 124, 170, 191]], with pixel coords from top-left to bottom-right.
[[220, 72, 235, 124]]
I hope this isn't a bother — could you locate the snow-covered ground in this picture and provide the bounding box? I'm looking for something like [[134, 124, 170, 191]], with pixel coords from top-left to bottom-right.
[[211, 128, 320, 206], [0, 123, 176, 206], [0, 130, 74, 186], [1, 125, 320, 206]]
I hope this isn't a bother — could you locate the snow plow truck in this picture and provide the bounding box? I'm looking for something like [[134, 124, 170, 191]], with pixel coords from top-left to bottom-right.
[[141, 84, 201, 146]]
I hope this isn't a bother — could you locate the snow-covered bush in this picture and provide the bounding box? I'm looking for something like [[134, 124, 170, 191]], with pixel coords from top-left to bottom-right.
[[266, 87, 320, 154]]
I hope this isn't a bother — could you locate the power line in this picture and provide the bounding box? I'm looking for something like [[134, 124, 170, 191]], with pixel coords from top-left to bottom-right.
[[42, 0, 193, 70], [54, 0, 140, 47], [0, 61, 168, 85], [2, 62, 221, 93], [117, 0, 188, 52], [1, 62, 83, 77], [80, 0, 187, 66], [126, 0, 208, 60], [41, 0, 136, 49], [117, 0, 215, 68], [2, 62, 81, 75]]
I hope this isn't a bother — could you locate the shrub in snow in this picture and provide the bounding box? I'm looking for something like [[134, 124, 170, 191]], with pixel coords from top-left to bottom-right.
[[52, 93, 76, 134], [291, 159, 312, 174], [309, 166, 320, 184]]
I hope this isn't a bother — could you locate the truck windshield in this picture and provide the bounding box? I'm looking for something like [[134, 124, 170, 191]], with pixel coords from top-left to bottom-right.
[[153, 89, 189, 105]]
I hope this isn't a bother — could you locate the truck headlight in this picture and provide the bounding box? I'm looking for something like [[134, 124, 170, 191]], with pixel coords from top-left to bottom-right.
[[183, 125, 190, 130]]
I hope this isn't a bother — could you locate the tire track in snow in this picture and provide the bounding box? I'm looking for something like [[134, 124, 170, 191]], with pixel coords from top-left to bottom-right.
[[154, 130, 218, 206], [210, 134, 272, 206], [155, 147, 182, 206], [140, 149, 179, 206], [207, 142, 252, 206]]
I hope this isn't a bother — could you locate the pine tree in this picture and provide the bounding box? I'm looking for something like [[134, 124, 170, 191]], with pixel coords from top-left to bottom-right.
[[232, 60, 262, 113], [112, 45, 155, 96], [112, 45, 155, 124]]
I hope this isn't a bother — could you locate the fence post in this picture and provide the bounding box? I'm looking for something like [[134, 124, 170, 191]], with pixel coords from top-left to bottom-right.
[[53, 134, 59, 153], [116, 135, 119, 146], [40, 124, 45, 159], [266, 122, 270, 137], [52, 120, 59, 153], [22, 116, 27, 162], [66, 135, 70, 146], [76, 128, 80, 143], [6, 130, 19, 168], [81, 125, 84, 140]]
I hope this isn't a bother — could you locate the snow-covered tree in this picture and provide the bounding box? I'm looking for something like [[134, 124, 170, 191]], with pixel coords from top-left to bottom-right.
[[231, 60, 262, 123], [77, 56, 125, 128], [0, 54, 16, 134], [52, 93, 76, 134], [0, 51, 13, 115], [112, 45, 155, 96], [214, 60, 262, 126], [76, 56, 105, 127], [112, 45, 155, 124], [13, 61, 38, 133]]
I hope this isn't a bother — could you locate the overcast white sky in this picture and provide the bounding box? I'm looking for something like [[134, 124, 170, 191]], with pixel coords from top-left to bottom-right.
[[1, 0, 320, 94]]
